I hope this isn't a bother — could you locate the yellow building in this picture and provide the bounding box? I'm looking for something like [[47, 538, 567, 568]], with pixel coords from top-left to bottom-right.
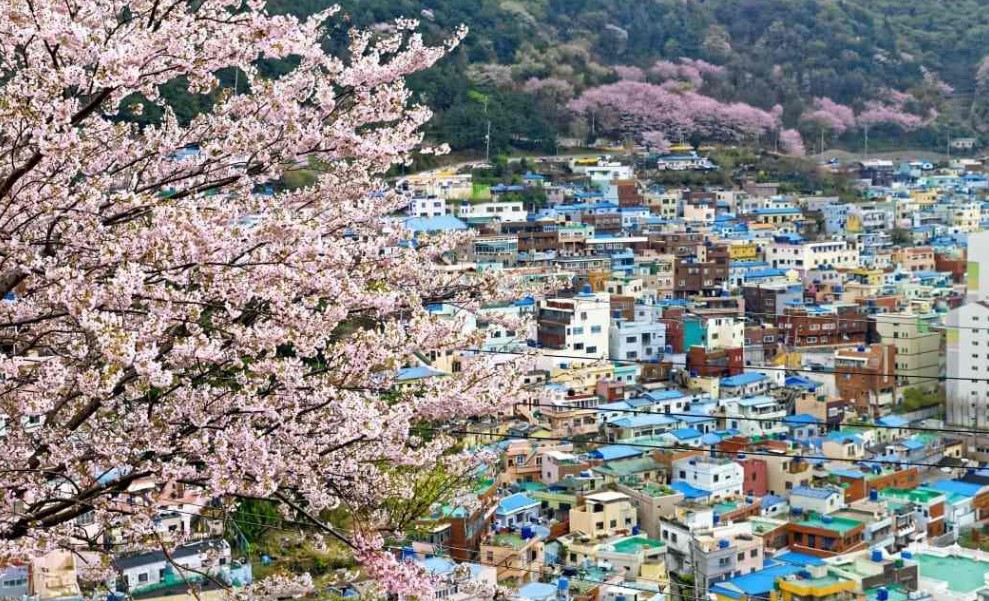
[[569, 491, 638, 539], [777, 574, 857, 601], [729, 241, 760, 261]]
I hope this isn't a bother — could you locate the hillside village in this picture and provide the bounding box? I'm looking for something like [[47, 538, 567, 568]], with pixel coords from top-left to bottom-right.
[[9, 147, 989, 601]]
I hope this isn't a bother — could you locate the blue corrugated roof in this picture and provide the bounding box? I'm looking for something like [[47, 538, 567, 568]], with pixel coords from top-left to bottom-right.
[[721, 373, 768, 387], [791, 486, 840, 500], [761, 494, 786, 508], [775, 552, 827, 567], [829, 469, 865, 480], [876, 415, 909, 428], [929, 479, 984, 498], [900, 438, 926, 451], [608, 414, 676, 428], [701, 432, 724, 445], [670, 481, 710, 500], [710, 564, 802, 599], [645, 389, 685, 401], [497, 493, 539, 515], [783, 414, 821, 426], [396, 366, 447, 381], [587, 445, 644, 461], [670, 427, 702, 440], [403, 214, 468, 232], [516, 582, 557, 601]]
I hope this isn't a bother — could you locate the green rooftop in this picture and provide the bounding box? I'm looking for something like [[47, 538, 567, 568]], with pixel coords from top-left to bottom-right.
[[881, 487, 944, 504], [866, 585, 908, 601], [491, 532, 528, 550], [799, 515, 863, 534], [593, 457, 662, 477], [713, 501, 739, 514], [640, 483, 676, 497], [918, 553, 989, 593], [610, 536, 666, 554]]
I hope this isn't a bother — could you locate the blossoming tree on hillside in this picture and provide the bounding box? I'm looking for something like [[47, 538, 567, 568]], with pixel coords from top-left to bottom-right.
[[0, 1, 526, 596]]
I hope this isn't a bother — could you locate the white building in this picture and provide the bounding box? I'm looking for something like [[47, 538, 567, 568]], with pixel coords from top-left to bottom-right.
[[705, 316, 745, 350], [788, 486, 844, 515], [968, 231, 989, 301], [572, 160, 634, 184], [408, 195, 447, 218], [457, 201, 526, 222], [767, 238, 859, 271], [671, 456, 743, 501], [946, 301, 989, 428], [536, 293, 611, 358], [721, 396, 787, 437], [609, 318, 667, 361]]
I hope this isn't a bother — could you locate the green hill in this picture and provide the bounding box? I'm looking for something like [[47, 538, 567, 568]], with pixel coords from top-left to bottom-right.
[[265, 0, 989, 154]]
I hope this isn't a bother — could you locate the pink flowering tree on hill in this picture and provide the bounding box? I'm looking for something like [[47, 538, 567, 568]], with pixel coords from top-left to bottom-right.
[[0, 1, 528, 596], [799, 97, 856, 152], [568, 80, 779, 144], [779, 129, 807, 157]]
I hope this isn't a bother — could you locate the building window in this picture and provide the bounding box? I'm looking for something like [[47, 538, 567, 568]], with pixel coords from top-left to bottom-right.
[[586, 347, 597, 354], [590, 325, 602, 334]]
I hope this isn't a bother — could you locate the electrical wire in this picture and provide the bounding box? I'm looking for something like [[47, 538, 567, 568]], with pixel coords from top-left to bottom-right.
[[417, 426, 964, 472], [466, 346, 972, 383], [516, 402, 981, 437]]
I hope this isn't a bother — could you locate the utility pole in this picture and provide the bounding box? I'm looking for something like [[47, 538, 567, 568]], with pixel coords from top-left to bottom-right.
[[483, 96, 491, 164], [864, 124, 869, 160]]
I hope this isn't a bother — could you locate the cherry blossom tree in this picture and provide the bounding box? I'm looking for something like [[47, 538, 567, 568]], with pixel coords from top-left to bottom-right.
[[642, 130, 672, 154], [856, 101, 925, 130], [800, 97, 857, 135], [569, 80, 778, 142], [779, 129, 807, 157], [0, 1, 529, 595]]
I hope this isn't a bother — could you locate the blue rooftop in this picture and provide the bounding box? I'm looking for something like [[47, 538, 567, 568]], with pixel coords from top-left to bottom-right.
[[791, 486, 840, 500], [899, 439, 926, 451], [876, 415, 909, 428], [669, 427, 702, 440], [516, 582, 557, 601], [710, 564, 802, 599], [671, 481, 710, 500], [497, 493, 539, 515], [761, 494, 786, 508], [783, 414, 821, 426], [829, 469, 866, 480], [721, 373, 768, 387], [645, 389, 685, 402], [403, 214, 468, 233], [587, 445, 644, 461], [396, 366, 447, 381], [775, 552, 827, 567], [608, 415, 676, 428], [746, 268, 788, 279], [929, 479, 984, 498], [785, 376, 821, 391], [755, 207, 802, 215]]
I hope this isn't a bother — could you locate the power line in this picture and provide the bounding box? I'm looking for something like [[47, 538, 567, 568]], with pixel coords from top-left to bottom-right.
[[467, 347, 973, 383], [419, 426, 965, 471], [517, 401, 979, 437]]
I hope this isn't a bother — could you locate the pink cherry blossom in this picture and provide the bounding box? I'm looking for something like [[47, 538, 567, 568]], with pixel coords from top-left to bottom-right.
[[800, 97, 857, 134], [0, 1, 538, 596], [856, 101, 925, 130], [569, 80, 778, 142], [614, 65, 646, 82], [779, 129, 806, 157]]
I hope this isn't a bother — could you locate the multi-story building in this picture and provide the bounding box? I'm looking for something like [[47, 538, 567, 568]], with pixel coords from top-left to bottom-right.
[[672, 456, 744, 501], [891, 246, 936, 273], [777, 304, 869, 348], [569, 491, 638, 539], [767, 235, 859, 272], [834, 344, 897, 418], [787, 514, 867, 557], [536, 292, 611, 357], [457, 200, 526, 222], [609, 317, 667, 361], [946, 300, 989, 427], [874, 312, 943, 393], [408, 195, 447, 217]]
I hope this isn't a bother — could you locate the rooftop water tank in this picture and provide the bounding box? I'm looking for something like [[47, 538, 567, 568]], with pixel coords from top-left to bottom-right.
[[872, 549, 883, 562]]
